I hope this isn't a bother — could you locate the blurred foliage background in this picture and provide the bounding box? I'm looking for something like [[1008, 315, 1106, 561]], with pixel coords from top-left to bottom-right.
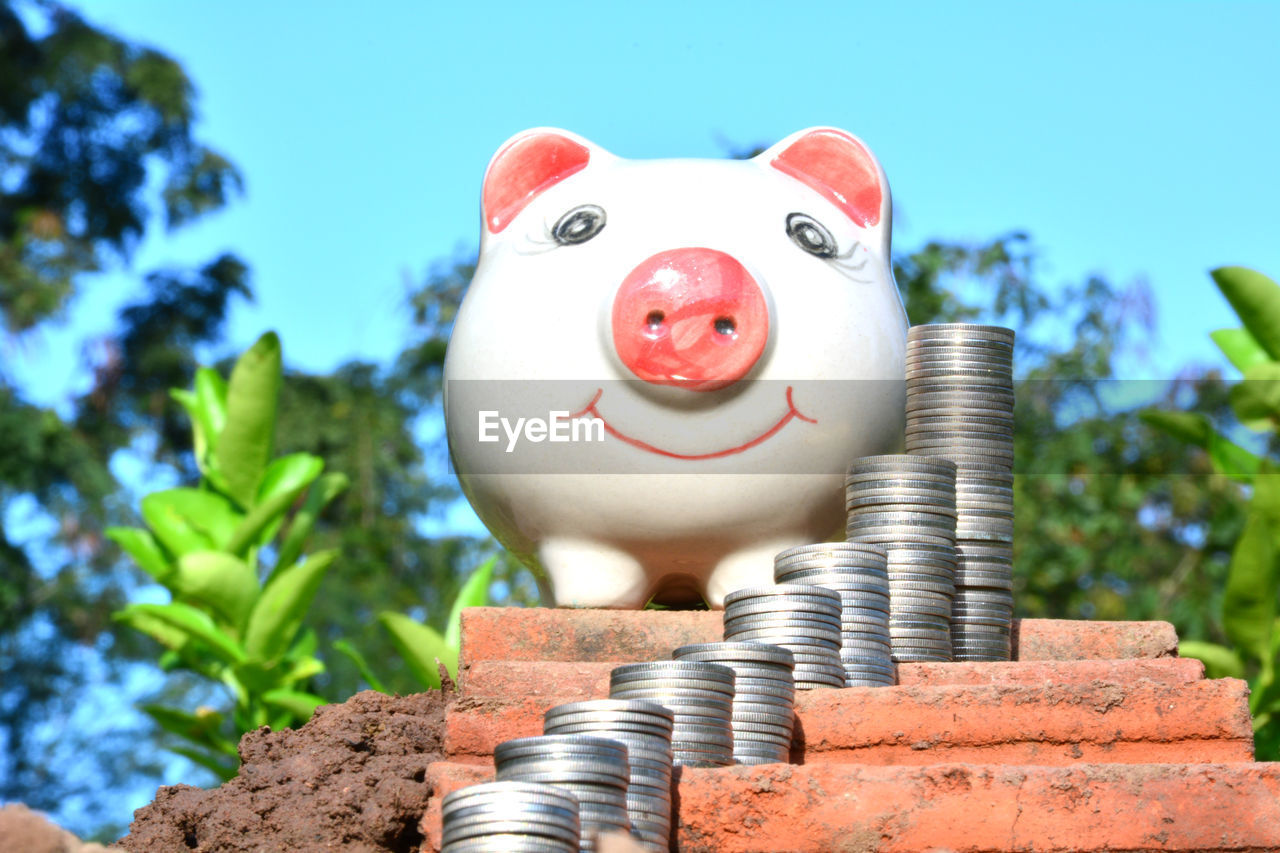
[[0, 0, 1267, 841]]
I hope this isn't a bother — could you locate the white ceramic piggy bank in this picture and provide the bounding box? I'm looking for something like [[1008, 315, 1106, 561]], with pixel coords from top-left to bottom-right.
[[444, 127, 906, 608]]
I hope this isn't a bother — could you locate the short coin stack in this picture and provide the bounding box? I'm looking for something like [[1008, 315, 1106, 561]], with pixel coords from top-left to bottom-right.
[[845, 455, 958, 662], [721, 585, 845, 688], [672, 642, 796, 765], [494, 735, 630, 852], [773, 542, 895, 686], [905, 323, 1016, 660], [441, 781, 580, 853], [543, 700, 674, 852], [609, 661, 736, 768]]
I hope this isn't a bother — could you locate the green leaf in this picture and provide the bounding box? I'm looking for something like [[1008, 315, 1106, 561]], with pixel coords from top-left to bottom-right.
[[1211, 327, 1272, 374], [333, 640, 388, 693], [1212, 267, 1280, 360], [275, 473, 349, 572], [281, 655, 325, 684], [171, 746, 239, 781], [1230, 361, 1280, 423], [171, 387, 212, 476], [261, 688, 326, 721], [106, 527, 172, 582], [170, 551, 260, 629], [195, 366, 229, 442], [243, 549, 338, 662], [1177, 640, 1245, 680], [216, 332, 282, 509], [116, 602, 246, 665], [1223, 462, 1280, 663], [1138, 410, 1259, 481], [141, 704, 234, 753], [225, 454, 324, 555], [141, 488, 242, 556], [378, 611, 456, 689], [445, 556, 498, 650], [113, 606, 189, 652]]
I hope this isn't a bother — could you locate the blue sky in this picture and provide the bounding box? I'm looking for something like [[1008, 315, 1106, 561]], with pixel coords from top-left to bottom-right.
[[15, 0, 1280, 402]]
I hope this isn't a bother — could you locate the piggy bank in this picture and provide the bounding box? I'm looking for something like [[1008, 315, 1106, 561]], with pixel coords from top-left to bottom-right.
[[444, 127, 906, 608]]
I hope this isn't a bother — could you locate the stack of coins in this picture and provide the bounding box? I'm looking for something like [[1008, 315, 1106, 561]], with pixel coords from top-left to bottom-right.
[[772, 543, 895, 686], [608, 661, 736, 768], [672, 642, 796, 765], [543, 700, 674, 852], [493, 735, 630, 852], [845, 455, 958, 662], [721, 585, 845, 688], [905, 323, 1016, 661], [441, 781, 581, 853]]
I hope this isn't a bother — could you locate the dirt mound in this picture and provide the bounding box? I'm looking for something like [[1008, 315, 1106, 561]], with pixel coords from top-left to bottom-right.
[[0, 803, 116, 853], [119, 687, 453, 852]]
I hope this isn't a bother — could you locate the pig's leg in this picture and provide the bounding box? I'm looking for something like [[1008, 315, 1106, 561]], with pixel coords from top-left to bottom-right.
[[704, 540, 795, 608], [540, 537, 651, 609]]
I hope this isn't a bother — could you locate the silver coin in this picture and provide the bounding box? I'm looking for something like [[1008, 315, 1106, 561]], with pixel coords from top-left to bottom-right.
[[723, 599, 843, 620], [844, 468, 957, 489], [444, 820, 580, 847], [905, 351, 1014, 368], [609, 690, 734, 709], [495, 741, 627, 764], [610, 661, 735, 685], [728, 682, 796, 702], [671, 642, 795, 666], [847, 528, 956, 547], [775, 541, 888, 560], [545, 699, 674, 721], [493, 758, 630, 780], [725, 583, 842, 603], [953, 588, 1014, 603], [774, 554, 891, 573], [848, 508, 959, 527], [445, 835, 579, 851], [773, 568, 890, 587], [847, 454, 957, 475], [723, 628, 842, 649], [906, 408, 1015, 426], [605, 675, 734, 696], [905, 391, 1016, 412]]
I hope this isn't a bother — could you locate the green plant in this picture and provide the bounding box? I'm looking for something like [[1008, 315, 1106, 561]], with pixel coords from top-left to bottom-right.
[[1142, 266, 1280, 759], [335, 556, 499, 691], [109, 332, 349, 779]]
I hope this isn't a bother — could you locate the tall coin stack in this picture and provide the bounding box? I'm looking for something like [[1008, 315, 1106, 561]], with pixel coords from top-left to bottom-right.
[[905, 323, 1016, 661], [493, 735, 630, 852], [441, 781, 581, 853], [772, 542, 895, 686], [608, 661, 736, 768], [845, 455, 958, 662], [543, 700, 675, 852], [672, 642, 796, 765], [721, 585, 845, 688]]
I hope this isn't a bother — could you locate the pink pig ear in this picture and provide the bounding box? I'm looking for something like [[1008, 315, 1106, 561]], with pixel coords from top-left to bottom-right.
[[482, 129, 592, 234], [764, 128, 885, 228]]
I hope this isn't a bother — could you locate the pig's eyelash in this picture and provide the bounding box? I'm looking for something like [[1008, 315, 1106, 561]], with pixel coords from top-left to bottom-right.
[[831, 241, 874, 282], [515, 229, 565, 255]]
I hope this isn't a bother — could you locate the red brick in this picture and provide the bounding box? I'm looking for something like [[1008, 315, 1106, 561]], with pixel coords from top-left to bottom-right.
[[444, 678, 1253, 766], [419, 760, 1280, 852], [459, 608, 1179, 668], [792, 678, 1253, 765], [458, 657, 1206, 700], [673, 762, 1280, 852]]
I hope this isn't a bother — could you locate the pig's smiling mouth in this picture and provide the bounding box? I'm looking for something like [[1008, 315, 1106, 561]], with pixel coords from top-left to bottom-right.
[[570, 386, 817, 460]]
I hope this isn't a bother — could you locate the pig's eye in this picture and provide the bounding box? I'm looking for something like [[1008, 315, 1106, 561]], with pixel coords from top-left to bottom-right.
[[552, 204, 607, 245], [786, 213, 837, 258]]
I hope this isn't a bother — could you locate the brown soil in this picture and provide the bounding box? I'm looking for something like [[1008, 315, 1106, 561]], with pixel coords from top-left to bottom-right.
[[118, 685, 454, 853], [0, 803, 116, 852]]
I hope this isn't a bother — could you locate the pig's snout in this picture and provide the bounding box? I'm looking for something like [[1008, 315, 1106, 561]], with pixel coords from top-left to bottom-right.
[[611, 248, 768, 392]]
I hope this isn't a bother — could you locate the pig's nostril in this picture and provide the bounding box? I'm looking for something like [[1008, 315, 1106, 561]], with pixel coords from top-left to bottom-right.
[[645, 310, 665, 333], [714, 316, 736, 338]]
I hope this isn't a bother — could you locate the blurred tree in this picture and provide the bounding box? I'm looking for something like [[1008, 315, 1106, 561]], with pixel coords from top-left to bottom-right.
[[0, 0, 247, 834], [894, 233, 1246, 635]]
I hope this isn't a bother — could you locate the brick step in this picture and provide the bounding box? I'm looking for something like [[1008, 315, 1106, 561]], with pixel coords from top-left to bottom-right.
[[444, 677, 1254, 766], [459, 657, 1208, 700], [459, 608, 1179, 670], [419, 760, 1280, 852]]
